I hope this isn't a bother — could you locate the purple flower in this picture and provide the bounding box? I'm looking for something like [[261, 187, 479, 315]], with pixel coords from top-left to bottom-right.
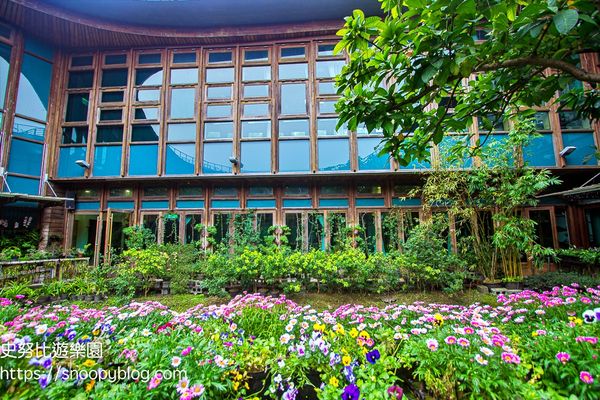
[[341, 384, 360, 400], [342, 366, 356, 384], [387, 385, 403, 399], [365, 349, 380, 364], [41, 357, 52, 369], [38, 374, 49, 389]]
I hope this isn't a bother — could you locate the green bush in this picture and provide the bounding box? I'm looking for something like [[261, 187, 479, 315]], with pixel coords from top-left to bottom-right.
[[524, 271, 600, 291], [160, 244, 198, 294]]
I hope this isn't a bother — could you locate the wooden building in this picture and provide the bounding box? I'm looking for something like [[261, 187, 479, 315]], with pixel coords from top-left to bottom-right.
[[0, 0, 599, 265]]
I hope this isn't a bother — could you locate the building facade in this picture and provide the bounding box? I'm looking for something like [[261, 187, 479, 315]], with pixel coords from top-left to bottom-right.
[[0, 0, 599, 265]]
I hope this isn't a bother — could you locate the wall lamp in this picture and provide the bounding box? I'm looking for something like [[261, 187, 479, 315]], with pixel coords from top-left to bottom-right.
[[559, 146, 577, 158], [75, 159, 91, 169], [228, 156, 239, 166]]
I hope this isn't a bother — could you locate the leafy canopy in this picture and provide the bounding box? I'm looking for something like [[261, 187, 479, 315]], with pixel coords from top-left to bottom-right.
[[335, 0, 600, 165]]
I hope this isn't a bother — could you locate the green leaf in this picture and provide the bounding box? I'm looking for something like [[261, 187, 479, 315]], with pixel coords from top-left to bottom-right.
[[421, 65, 437, 83], [553, 9, 579, 34]]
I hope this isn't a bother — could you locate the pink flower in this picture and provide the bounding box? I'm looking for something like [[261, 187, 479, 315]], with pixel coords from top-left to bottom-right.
[[576, 336, 598, 344], [501, 352, 520, 364], [147, 373, 162, 390], [426, 339, 438, 351], [181, 346, 193, 356], [556, 352, 570, 364], [458, 338, 470, 347], [190, 384, 205, 396], [475, 354, 488, 365], [444, 336, 457, 345], [580, 371, 594, 384]]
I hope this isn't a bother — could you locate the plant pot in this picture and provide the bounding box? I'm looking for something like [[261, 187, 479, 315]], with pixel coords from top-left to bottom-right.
[[483, 282, 503, 290], [37, 296, 50, 304], [93, 295, 102, 302], [85, 295, 94, 301], [505, 282, 523, 290]]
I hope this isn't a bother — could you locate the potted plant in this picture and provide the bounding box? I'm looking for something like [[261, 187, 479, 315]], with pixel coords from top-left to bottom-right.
[[502, 276, 524, 290]]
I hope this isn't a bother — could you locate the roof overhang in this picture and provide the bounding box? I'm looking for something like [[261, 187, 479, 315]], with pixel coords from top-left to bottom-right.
[[0, 192, 72, 207]]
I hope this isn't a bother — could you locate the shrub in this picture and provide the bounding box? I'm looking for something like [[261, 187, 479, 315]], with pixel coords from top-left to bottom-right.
[[524, 271, 600, 291], [116, 247, 169, 296]]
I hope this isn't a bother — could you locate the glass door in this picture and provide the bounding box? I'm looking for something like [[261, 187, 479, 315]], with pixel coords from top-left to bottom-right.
[[103, 209, 132, 265]]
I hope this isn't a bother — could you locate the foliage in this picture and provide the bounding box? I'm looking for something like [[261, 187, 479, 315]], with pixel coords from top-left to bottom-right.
[[116, 248, 169, 296], [419, 117, 560, 281], [334, 0, 600, 165], [194, 223, 217, 252], [123, 225, 156, 250], [0, 230, 40, 255], [557, 247, 600, 265], [161, 244, 199, 295], [524, 271, 600, 291], [0, 287, 599, 399]]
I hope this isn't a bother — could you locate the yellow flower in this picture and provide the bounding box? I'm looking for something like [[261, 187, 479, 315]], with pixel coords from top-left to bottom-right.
[[358, 331, 370, 340], [85, 379, 95, 392], [233, 381, 240, 391], [349, 328, 359, 338], [117, 338, 125, 345], [342, 355, 352, 366], [433, 313, 444, 326], [313, 323, 325, 332], [531, 331, 538, 337], [82, 359, 96, 368], [333, 324, 345, 335], [329, 377, 339, 387], [92, 329, 100, 336]]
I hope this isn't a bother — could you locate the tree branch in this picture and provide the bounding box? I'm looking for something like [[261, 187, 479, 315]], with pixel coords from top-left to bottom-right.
[[477, 56, 600, 83]]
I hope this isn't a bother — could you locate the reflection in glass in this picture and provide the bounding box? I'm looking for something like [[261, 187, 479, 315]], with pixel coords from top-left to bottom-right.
[[167, 123, 196, 142], [203, 142, 233, 173], [131, 124, 159, 142], [278, 63, 308, 80], [129, 144, 158, 175], [102, 69, 128, 87], [206, 104, 232, 118], [317, 118, 347, 136], [281, 47, 305, 59], [166, 143, 195, 174], [136, 89, 160, 102], [242, 120, 271, 138], [93, 145, 122, 176], [243, 84, 269, 98], [318, 81, 337, 95], [357, 138, 390, 170], [170, 68, 198, 85], [62, 126, 88, 144], [204, 122, 233, 139], [241, 141, 271, 172], [316, 60, 345, 78], [243, 103, 269, 117], [318, 138, 350, 171], [281, 83, 306, 115], [206, 85, 232, 100], [206, 68, 234, 83], [279, 140, 310, 172], [245, 50, 269, 62], [208, 52, 232, 64], [134, 108, 159, 120], [170, 88, 195, 119], [16, 54, 52, 121], [243, 66, 271, 81], [12, 117, 46, 141], [279, 119, 309, 137], [136, 68, 163, 86]]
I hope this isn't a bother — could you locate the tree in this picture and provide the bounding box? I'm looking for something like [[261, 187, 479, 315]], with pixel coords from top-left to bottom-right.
[[334, 0, 600, 165], [418, 116, 560, 280]]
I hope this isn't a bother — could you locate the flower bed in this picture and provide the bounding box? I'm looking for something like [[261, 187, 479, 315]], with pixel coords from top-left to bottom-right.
[[0, 287, 599, 399]]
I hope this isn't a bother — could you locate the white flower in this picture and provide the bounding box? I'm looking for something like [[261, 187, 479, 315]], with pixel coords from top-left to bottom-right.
[[35, 324, 48, 335], [171, 356, 181, 368]]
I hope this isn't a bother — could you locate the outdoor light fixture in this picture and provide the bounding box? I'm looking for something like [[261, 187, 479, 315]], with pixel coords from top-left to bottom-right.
[[228, 156, 239, 165], [559, 146, 577, 157], [75, 159, 91, 169]]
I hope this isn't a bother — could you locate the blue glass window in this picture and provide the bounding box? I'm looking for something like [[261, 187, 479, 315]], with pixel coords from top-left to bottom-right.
[[129, 145, 158, 175], [208, 52, 232, 64], [243, 103, 269, 117], [317, 44, 335, 57], [102, 69, 128, 87], [6, 175, 39, 195], [173, 52, 196, 64], [65, 93, 89, 122], [167, 123, 196, 141], [357, 138, 390, 170], [139, 53, 161, 64], [136, 68, 163, 86], [136, 89, 160, 102], [245, 50, 269, 62], [68, 71, 94, 89], [243, 85, 269, 98], [58, 147, 86, 177], [203, 142, 233, 173], [170, 68, 198, 85], [131, 124, 159, 142], [105, 54, 127, 65], [101, 91, 123, 103], [242, 66, 271, 81], [562, 132, 597, 166], [318, 139, 350, 171], [278, 63, 308, 80], [316, 60, 344, 78], [241, 141, 271, 173], [16, 54, 52, 121], [206, 68, 234, 83], [279, 119, 309, 137], [7, 139, 42, 176], [317, 118, 347, 136], [93, 146, 122, 176], [318, 81, 336, 95], [206, 104, 232, 118], [134, 108, 159, 121], [12, 117, 45, 141], [524, 134, 555, 167], [438, 135, 472, 168], [24, 37, 54, 60], [0, 43, 11, 109], [166, 144, 195, 174], [204, 122, 233, 139], [242, 120, 271, 138], [281, 83, 306, 115], [207, 86, 232, 100], [170, 88, 195, 119], [96, 125, 123, 143], [281, 47, 305, 59], [279, 140, 310, 172]]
